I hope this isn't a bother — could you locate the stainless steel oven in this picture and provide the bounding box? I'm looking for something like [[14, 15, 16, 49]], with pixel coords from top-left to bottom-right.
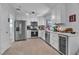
[[58, 34, 68, 55]]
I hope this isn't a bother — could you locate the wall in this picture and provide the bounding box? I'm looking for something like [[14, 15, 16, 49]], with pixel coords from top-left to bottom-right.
[[0, 4, 16, 54], [66, 3, 79, 32]]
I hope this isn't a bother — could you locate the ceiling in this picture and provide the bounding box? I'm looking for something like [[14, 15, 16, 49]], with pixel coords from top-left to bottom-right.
[[10, 3, 57, 17]]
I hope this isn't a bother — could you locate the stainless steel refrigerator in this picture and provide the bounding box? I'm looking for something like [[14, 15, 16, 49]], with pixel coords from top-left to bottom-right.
[[14, 20, 26, 41]]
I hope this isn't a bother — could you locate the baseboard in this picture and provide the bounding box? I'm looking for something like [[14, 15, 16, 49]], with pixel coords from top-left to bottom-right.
[[0, 45, 11, 55], [15, 39, 26, 41], [0, 41, 15, 55]]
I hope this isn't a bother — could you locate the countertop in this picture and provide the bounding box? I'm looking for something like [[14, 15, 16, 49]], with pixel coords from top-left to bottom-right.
[[45, 28, 79, 37], [50, 31, 79, 37]]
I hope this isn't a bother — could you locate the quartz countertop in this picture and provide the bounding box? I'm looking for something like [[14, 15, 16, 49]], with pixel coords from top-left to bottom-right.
[[50, 31, 79, 37]]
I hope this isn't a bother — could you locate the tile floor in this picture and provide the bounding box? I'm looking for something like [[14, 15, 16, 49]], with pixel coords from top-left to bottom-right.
[[3, 38, 60, 55]]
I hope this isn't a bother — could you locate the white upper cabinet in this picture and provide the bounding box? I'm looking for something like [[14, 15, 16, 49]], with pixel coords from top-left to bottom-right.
[[38, 17, 45, 25], [27, 30, 31, 38], [56, 5, 62, 23], [61, 4, 66, 24], [51, 4, 66, 24], [51, 8, 56, 23]]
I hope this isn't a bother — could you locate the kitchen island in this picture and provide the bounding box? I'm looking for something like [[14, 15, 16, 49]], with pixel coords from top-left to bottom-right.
[[49, 31, 79, 55]]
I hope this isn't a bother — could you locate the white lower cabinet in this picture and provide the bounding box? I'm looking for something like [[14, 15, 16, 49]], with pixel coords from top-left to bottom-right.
[[50, 32, 59, 50], [41, 30, 45, 40], [38, 30, 41, 37], [38, 30, 45, 40], [53, 41, 59, 50], [68, 36, 79, 55], [27, 30, 31, 38], [50, 32, 79, 55]]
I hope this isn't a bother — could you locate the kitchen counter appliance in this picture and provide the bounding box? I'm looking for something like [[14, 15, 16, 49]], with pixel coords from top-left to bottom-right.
[[45, 31, 50, 43], [31, 22, 38, 37], [58, 34, 68, 55], [31, 30, 38, 37]]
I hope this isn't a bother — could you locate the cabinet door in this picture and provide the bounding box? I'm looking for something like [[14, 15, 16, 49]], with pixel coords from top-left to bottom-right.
[[41, 30, 45, 40], [27, 30, 31, 38], [50, 32, 53, 44], [50, 33, 59, 50], [52, 34, 58, 41], [55, 4, 66, 23], [50, 37, 54, 45], [42, 30, 45, 40], [51, 8, 56, 24], [56, 5, 62, 23], [38, 30, 41, 37], [38, 18, 45, 25], [50, 36, 58, 50], [39, 30, 45, 40], [68, 37, 79, 55], [61, 4, 66, 24], [52, 41, 59, 50]]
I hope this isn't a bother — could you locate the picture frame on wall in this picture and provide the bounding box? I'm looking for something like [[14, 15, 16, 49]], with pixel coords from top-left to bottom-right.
[[69, 14, 76, 22]]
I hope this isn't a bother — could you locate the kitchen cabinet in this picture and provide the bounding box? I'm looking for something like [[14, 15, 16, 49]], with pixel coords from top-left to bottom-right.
[[56, 4, 66, 23], [55, 5, 62, 23], [38, 17, 45, 26], [50, 32, 59, 50], [27, 30, 31, 38], [38, 30, 41, 37], [51, 4, 62, 24], [41, 30, 45, 40], [58, 33, 79, 55], [50, 32, 79, 55], [27, 21, 31, 25], [61, 4, 66, 24], [68, 36, 79, 55], [52, 4, 66, 24], [38, 30, 45, 40]]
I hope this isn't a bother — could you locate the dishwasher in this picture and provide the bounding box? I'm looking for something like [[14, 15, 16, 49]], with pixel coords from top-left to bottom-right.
[[45, 31, 50, 43], [58, 34, 68, 55]]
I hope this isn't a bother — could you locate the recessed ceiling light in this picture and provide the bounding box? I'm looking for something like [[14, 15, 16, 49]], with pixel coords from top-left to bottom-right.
[[52, 15, 55, 19], [26, 13, 29, 15], [32, 11, 35, 14], [16, 8, 20, 10]]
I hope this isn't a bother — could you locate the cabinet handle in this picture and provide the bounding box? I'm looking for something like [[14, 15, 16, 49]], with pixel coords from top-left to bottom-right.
[[6, 32, 8, 33]]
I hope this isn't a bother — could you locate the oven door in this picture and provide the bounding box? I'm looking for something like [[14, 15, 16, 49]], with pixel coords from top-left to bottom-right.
[[59, 34, 68, 55]]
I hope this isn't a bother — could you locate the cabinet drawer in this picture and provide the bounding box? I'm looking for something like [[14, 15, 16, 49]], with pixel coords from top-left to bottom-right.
[[52, 37, 58, 41], [50, 37, 58, 43]]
